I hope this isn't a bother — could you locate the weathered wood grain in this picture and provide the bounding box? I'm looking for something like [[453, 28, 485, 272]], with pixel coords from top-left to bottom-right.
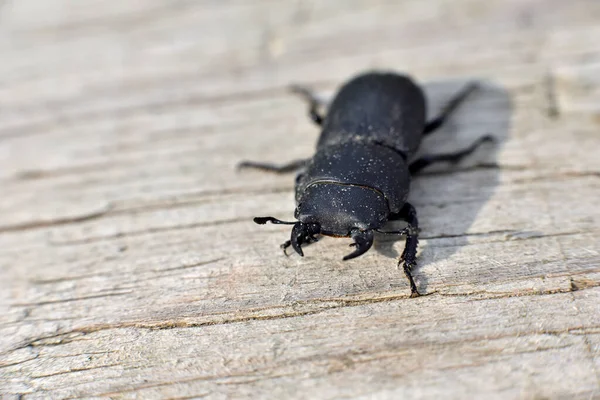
[[1, 0, 599, 399]]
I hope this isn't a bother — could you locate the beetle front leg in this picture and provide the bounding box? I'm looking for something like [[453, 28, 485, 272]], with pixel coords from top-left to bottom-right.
[[392, 203, 421, 298]]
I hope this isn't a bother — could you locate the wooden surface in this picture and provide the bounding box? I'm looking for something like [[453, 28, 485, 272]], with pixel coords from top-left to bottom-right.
[[1, 1, 600, 399]]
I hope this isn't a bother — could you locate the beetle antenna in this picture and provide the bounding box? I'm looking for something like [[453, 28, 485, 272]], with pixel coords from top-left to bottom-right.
[[343, 229, 374, 261], [253, 217, 296, 225]]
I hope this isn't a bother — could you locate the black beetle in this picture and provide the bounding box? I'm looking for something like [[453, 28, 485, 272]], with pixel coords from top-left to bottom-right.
[[239, 71, 493, 297]]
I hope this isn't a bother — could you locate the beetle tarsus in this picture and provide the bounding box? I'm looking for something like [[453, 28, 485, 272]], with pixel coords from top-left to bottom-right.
[[424, 81, 479, 135], [401, 255, 421, 298], [394, 203, 421, 297], [280, 240, 292, 256], [290, 84, 325, 126]]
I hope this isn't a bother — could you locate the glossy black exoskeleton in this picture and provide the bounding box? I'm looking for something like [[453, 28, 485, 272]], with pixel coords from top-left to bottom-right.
[[239, 72, 493, 297]]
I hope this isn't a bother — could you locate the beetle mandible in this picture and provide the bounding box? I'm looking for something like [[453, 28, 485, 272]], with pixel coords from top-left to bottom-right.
[[239, 71, 494, 297]]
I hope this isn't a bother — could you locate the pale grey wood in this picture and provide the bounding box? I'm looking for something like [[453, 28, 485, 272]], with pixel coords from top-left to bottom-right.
[[1, 1, 599, 399]]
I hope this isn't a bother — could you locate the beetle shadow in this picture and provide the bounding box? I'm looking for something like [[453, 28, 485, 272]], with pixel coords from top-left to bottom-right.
[[372, 80, 513, 294]]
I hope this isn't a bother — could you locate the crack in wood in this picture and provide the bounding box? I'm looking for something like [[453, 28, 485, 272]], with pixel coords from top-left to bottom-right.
[[30, 363, 122, 379], [379, 228, 596, 244], [1, 165, 596, 238], [0, 84, 294, 141], [0, 355, 39, 370], [158, 257, 225, 272], [6, 283, 598, 356], [545, 70, 560, 119], [26, 327, 600, 398], [0, 207, 112, 234], [47, 217, 251, 246], [10, 291, 133, 308]]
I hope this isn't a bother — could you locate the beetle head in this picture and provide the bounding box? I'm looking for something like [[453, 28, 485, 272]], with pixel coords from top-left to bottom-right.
[[295, 183, 388, 236], [253, 183, 388, 260]]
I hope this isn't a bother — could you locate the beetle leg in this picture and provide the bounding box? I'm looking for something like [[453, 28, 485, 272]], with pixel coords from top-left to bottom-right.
[[409, 135, 495, 175], [343, 229, 374, 261], [393, 203, 421, 298], [289, 84, 326, 126], [424, 82, 478, 135], [238, 159, 309, 174]]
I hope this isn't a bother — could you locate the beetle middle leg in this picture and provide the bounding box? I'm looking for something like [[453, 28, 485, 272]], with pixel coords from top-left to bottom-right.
[[409, 135, 495, 175], [424, 82, 478, 135], [237, 158, 309, 174], [289, 84, 325, 126]]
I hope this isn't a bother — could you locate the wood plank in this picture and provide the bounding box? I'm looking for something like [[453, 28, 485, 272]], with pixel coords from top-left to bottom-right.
[[1, 0, 599, 398]]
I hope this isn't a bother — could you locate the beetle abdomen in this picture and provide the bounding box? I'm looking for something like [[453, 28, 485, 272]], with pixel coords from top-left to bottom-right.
[[318, 72, 426, 157]]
